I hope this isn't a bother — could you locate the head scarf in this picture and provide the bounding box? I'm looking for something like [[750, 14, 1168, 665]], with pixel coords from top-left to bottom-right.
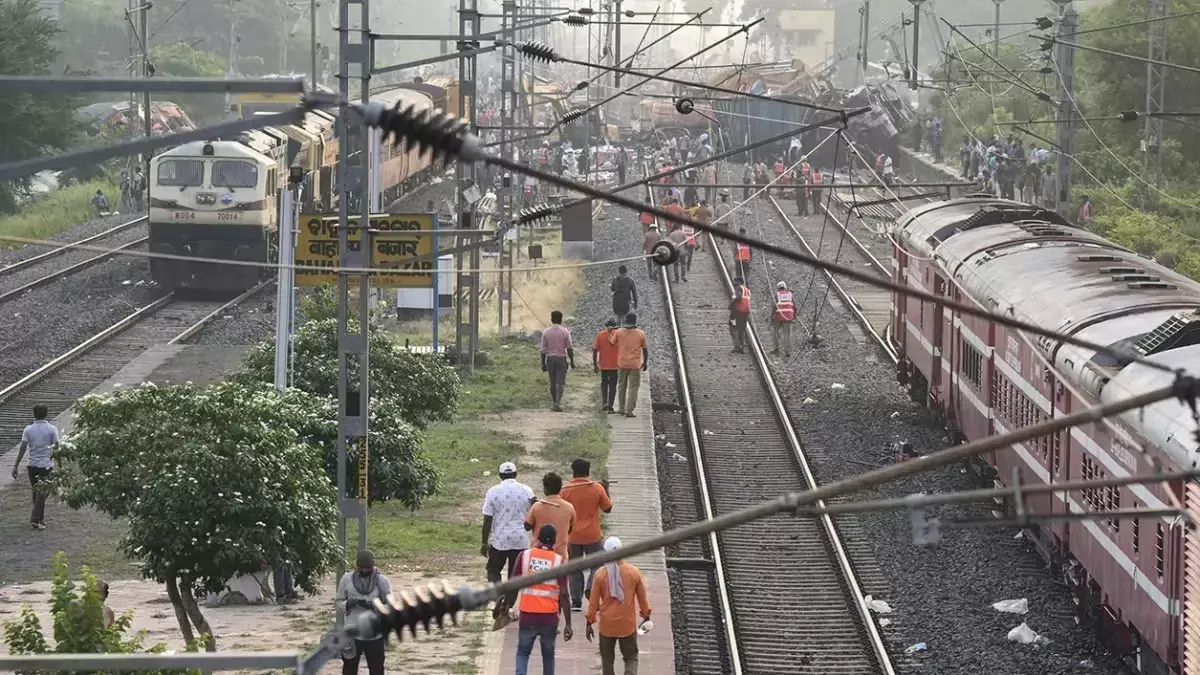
[[603, 537, 625, 603]]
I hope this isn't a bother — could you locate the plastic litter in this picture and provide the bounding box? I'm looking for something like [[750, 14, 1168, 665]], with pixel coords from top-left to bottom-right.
[[1006, 622, 1048, 645], [803, 397, 817, 404], [637, 620, 654, 635], [671, 453, 687, 462], [703, 429, 715, 436], [1014, 531, 1024, 539], [483, 471, 491, 477], [469, 458, 479, 463], [831, 383, 846, 390], [904, 643, 927, 655], [879, 618, 892, 627], [664, 442, 676, 449], [890, 411, 900, 418], [992, 598, 1029, 615], [1079, 659, 1094, 668], [863, 595, 893, 614]]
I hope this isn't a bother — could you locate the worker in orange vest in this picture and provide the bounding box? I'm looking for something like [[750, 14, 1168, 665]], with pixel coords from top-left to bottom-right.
[[512, 524, 574, 675], [770, 280, 795, 358], [639, 197, 655, 229], [733, 228, 752, 281], [809, 167, 825, 215], [728, 276, 752, 354]]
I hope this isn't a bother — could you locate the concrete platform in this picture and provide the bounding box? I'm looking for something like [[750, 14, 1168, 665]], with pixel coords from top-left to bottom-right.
[[483, 380, 675, 675]]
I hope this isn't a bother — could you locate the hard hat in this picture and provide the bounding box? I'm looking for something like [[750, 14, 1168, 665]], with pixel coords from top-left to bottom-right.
[[776, 281, 787, 289]]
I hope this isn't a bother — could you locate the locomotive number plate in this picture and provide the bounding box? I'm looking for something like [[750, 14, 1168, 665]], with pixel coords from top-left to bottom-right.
[[171, 211, 196, 220], [216, 212, 242, 221]]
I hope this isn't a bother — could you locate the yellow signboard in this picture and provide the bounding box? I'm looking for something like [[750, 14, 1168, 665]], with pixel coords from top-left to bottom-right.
[[295, 212, 437, 288]]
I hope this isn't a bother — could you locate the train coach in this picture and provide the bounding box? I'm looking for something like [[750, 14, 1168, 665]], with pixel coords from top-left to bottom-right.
[[891, 195, 1200, 674], [148, 84, 447, 292]]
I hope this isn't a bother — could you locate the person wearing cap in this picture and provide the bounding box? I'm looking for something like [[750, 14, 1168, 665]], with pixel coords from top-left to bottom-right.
[[561, 458, 612, 611], [642, 222, 662, 281], [482, 462, 536, 618], [586, 537, 652, 675], [770, 280, 796, 358], [593, 318, 621, 413], [511, 524, 574, 675], [524, 472, 576, 559], [610, 313, 648, 417], [336, 550, 392, 675], [729, 275, 752, 354]]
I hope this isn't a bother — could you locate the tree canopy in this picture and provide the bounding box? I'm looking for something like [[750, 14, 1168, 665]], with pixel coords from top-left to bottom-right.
[[0, 0, 81, 213], [57, 382, 343, 649], [233, 316, 461, 429]]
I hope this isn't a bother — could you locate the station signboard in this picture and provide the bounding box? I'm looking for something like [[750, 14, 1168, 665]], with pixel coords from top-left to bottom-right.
[[295, 213, 437, 288]]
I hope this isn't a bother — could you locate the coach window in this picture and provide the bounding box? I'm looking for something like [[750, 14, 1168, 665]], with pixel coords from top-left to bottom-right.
[[157, 159, 203, 187], [212, 160, 260, 189]]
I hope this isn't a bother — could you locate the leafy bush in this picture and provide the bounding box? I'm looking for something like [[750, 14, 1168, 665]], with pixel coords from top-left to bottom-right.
[[2, 552, 201, 675], [233, 317, 461, 428], [56, 382, 342, 648]]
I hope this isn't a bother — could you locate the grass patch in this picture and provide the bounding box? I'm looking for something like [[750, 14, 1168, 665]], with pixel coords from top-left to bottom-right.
[[0, 180, 120, 245], [542, 417, 611, 481], [455, 339, 549, 415], [368, 508, 477, 572], [421, 422, 525, 509]]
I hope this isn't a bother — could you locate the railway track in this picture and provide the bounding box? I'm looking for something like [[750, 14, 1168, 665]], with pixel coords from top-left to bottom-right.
[[0, 282, 270, 450], [0, 216, 149, 302], [652, 185, 894, 674]]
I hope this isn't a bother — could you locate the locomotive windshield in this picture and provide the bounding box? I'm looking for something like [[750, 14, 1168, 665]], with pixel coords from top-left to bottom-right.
[[211, 160, 259, 189], [157, 159, 203, 187]]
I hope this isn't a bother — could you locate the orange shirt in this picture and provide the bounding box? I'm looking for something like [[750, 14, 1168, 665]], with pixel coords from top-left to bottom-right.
[[610, 327, 647, 370], [560, 478, 612, 545], [586, 562, 652, 638], [593, 329, 620, 371], [524, 495, 577, 559]]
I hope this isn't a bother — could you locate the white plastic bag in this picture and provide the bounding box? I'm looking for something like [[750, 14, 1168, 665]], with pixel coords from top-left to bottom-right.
[[991, 598, 1029, 615]]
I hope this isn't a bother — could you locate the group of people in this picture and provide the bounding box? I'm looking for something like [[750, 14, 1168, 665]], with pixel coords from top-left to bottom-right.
[[482, 460, 652, 675], [539, 307, 649, 418], [90, 167, 147, 218]]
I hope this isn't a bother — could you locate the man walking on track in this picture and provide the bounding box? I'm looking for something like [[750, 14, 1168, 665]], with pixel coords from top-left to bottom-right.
[[481, 461, 535, 623], [540, 311, 575, 412], [770, 280, 795, 358], [561, 458, 613, 611], [512, 524, 574, 675], [611, 313, 649, 417], [610, 266, 637, 320], [729, 277, 752, 354], [593, 319, 621, 413], [11, 404, 60, 530], [643, 224, 661, 280], [586, 537, 653, 675], [733, 229, 752, 281]]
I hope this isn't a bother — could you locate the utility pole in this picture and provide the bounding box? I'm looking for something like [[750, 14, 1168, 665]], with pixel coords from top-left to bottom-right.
[[454, 0, 481, 373], [500, 0, 516, 333], [614, 0, 623, 87], [1144, 0, 1167, 204], [274, 167, 302, 391], [908, 0, 924, 88], [857, 0, 870, 85], [310, 0, 318, 87], [334, 0, 371, 631], [140, 1, 151, 184], [225, 0, 239, 118], [992, 0, 1003, 57], [1053, 1, 1076, 217]]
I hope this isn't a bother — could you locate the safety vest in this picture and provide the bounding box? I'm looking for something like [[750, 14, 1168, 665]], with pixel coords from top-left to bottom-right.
[[811, 171, 824, 186], [735, 242, 751, 261], [773, 290, 795, 322], [640, 211, 654, 225], [800, 162, 811, 177], [538, 147, 549, 164], [517, 548, 564, 614], [734, 286, 752, 314], [682, 225, 696, 246]]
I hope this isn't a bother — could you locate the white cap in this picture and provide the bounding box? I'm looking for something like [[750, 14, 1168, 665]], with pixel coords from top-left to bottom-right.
[[776, 281, 787, 289], [604, 536, 623, 552], [499, 461, 517, 474]]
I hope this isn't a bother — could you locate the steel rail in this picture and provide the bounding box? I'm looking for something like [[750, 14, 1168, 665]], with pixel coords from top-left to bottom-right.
[[648, 177, 743, 675], [0, 216, 148, 277], [0, 237, 150, 303], [699, 224, 895, 675], [766, 194, 898, 363]]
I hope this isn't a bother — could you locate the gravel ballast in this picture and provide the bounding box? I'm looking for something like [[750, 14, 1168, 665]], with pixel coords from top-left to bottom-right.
[[590, 168, 1126, 673]]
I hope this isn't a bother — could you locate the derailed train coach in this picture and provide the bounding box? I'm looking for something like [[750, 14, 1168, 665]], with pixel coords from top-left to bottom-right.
[[891, 196, 1200, 674]]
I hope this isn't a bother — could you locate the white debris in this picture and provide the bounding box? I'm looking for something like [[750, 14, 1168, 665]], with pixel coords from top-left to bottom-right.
[[1006, 622, 1048, 645], [122, 279, 132, 285], [664, 442, 676, 449], [879, 618, 892, 627], [803, 397, 817, 404], [864, 595, 893, 614], [469, 458, 479, 463], [1014, 531, 1024, 539], [992, 599, 1029, 615], [890, 411, 900, 418], [671, 452, 687, 462], [482, 471, 491, 477], [702, 429, 715, 436], [904, 643, 927, 654], [831, 383, 846, 390]]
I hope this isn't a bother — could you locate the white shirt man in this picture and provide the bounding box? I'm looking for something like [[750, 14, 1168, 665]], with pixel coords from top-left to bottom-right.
[[482, 462, 536, 614]]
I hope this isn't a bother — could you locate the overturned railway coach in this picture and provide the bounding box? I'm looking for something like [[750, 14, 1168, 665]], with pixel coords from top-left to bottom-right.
[[891, 196, 1200, 674], [149, 84, 448, 292]]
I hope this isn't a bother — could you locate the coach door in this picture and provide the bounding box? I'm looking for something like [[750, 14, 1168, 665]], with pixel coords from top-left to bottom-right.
[[931, 275, 947, 404]]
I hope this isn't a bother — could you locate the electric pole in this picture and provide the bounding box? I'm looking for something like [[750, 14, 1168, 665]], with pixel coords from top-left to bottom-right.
[[500, 0, 517, 333], [310, 0, 318, 88], [1144, 0, 1167, 205], [992, 0, 1003, 57], [334, 0, 371, 630], [614, 0, 623, 88], [1053, 1, 1076, 217], [908, 0, 924, 88], [140, 1, 151, 184], [274, 167, 302, 391], [454, 0, 481, 373]]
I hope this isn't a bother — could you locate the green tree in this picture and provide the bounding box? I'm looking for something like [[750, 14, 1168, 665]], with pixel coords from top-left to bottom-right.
[[233, 317, 461, 429], [0, 0, 81, 213], [2, 552, 201, 675], [55, 382, 342, 650], [150, 42, 229, 124]]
